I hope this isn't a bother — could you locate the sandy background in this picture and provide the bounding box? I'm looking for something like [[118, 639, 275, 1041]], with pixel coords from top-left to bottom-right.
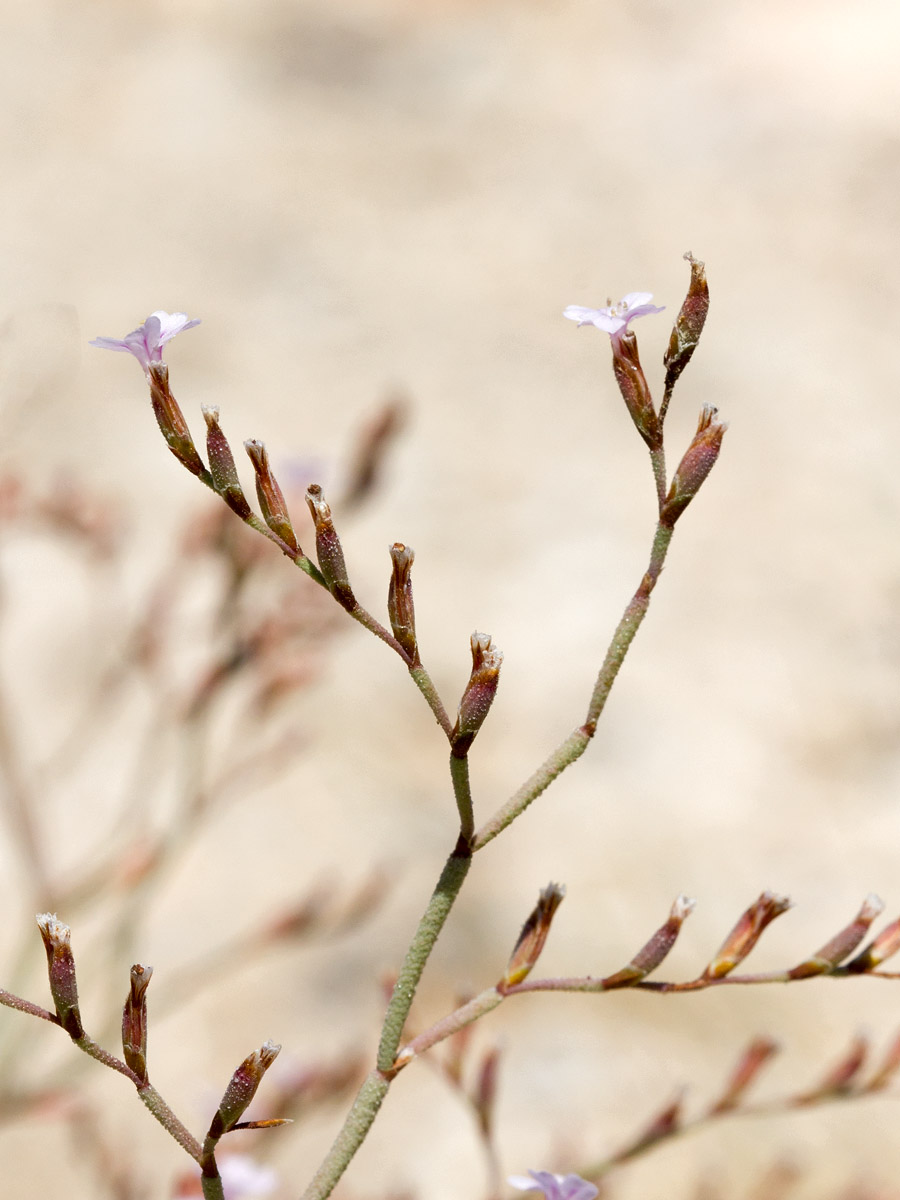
[[1, 0, 900, 1197]]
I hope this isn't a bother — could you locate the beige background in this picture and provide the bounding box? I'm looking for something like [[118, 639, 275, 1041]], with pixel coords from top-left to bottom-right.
[[2, 0, 900, 1197]]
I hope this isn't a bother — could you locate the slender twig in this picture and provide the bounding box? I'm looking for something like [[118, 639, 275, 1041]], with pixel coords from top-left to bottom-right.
[[649, 445, 668, 512], [450, 755, 475, 843], [473, 521, 674, 850]]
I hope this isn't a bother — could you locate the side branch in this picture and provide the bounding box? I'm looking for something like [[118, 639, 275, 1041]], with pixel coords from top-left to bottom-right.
[[473, 521, 674, 850]]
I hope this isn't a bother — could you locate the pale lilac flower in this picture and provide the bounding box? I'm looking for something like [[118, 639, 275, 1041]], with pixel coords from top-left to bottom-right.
[[508, 1170, 599, 1200], [563, 292, 664, 340], [90, 310, 200, 372], [219, 1154, 278, 1199]]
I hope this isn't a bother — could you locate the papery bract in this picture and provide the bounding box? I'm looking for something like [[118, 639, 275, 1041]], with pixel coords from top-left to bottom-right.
[[508, 1170, 598, 1200], [90, 310, 200, 372]]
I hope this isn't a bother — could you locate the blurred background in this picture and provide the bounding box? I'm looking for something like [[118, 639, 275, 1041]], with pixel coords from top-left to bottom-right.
[[2, 0, 900, 1197]]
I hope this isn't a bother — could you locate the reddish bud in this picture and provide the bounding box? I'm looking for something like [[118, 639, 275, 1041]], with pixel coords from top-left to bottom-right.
[[845, 913, 900, 974], [866, 1028, 900, 1092], [202, 407, 251, 519], [503, 883, 566, 989], [147, 362, 206, 477], [473, 1044, 501, 1137], [611, 330, 661, 450], [709, 1037, 779, 1114], [122, 963, 153, 1085], [305, 485, 355, 611], [451, 632, 503, 757], [702, 891, 792, 979], [36, 913, 83, 1039], [660, 405, 726, 526], [628, 1092, 684, 1156], [796, 1034, 868, 1104], [602, 894, 695, 989], [664, 252, 710, 394], [244, 440, 300, 554], [208, 1041, 281, 1139], [789, 894, 884, 979], [387, 543, 418, 661]]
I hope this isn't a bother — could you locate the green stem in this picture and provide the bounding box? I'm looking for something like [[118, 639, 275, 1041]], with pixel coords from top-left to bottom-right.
[[137, 1083, 203, 1161], [376, 841, 472, 1071], [649, 446, 667, 513], [449, 755, 474, 842], [473, 521, 674, 850], [201, 1174, 226, 1200], [301, 841, 473, 1200], [350, 605, 409, 659], [409, 665, 453, 738], [301, 1071, 391, 1200]]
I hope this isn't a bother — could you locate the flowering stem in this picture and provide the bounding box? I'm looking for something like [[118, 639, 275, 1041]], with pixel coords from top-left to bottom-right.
[[409, 665, 453, 738], [473, 521, 674, 850], [449, 754, 475, 842], [200, 1175, 226, 1200], [658, 381, 676, 427], [349, 604, 411, 659], [0, 989, 58, 1023], [389, 963, 900, 1072], [649, 446, 667, 513], [394, 986, 503, 1067], [137, 1082, 203, 1161], [302, 839, 473, 1200], [301, 1071, 391, 1200]]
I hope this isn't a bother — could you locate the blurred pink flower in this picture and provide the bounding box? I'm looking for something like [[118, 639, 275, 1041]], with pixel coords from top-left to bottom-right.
[[219, 1155, 278, 1199], [508, 1170, 598, 1200], [90, 310, 200, 372], [563, 292, 664, 340]]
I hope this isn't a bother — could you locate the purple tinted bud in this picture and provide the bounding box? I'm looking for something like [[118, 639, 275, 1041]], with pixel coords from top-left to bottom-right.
[[36, 913, 83, 1039]]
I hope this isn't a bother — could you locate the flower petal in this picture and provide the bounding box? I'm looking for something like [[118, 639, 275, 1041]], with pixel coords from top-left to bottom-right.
[[90, 309, 200, 373]]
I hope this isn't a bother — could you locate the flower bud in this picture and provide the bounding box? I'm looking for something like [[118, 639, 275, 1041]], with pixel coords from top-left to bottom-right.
[[789, 894, 885, 979], [502, 883, 566, 989], [451, 632, 503, 757], [659, 404, 726, 527], [244, 440, 300, 554], [663, 252, 709, 394], [844, 913, 900, 974], [305, 485, 356, 611], [709, 1037, 779, 1114], [473, 1044, 501, 1137], [387, 543, 418, 661], [610, 330, 661, 451], [208, 1041, 281, 1139], [867, 1028, 900, 1092], [202, 407, 252, 519], [702, 891, 792, 979], [122, 963, 153, 1085], [147, 362, 206, 478], [796, 1034, 868, 1104], [602, 894, 695, 989], [36, 913, 83, 1038]]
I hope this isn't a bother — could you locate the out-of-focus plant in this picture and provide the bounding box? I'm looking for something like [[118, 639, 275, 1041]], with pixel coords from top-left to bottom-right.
[[0, 258, 896, 1199]]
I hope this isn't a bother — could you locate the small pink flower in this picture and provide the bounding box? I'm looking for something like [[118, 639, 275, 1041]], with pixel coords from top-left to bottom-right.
[[90, 310, 200, 372], [563, 292, 664, 340], [508, 1170, 598, 1200]]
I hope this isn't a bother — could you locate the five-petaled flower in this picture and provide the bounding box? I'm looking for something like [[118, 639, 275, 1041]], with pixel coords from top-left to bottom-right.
[[563, 292, 664, 341], [508, 1170, 599, 1200], [90, 310, 200, 373]]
